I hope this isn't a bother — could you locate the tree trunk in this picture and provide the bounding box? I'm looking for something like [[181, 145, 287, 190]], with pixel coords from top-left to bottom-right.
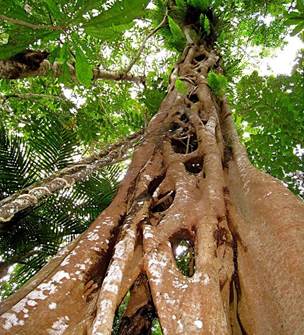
[[0, 44, 303, 335]]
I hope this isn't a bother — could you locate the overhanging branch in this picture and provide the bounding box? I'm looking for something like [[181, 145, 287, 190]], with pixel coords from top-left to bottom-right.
[[0, 52, 145, 83], [0, 130, 144, 224]]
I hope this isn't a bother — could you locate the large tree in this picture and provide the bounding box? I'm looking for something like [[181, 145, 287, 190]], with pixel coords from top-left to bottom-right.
[[0, 0, 304, 334]]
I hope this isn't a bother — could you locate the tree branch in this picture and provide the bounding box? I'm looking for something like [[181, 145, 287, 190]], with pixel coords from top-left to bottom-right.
[[1, 92, 67, 102], [123, 11, 168, 75], [0, 15, 65, 31], [0, 56, 145, 83], [92, 68, 145, 84], [0, 130, 144, 224]]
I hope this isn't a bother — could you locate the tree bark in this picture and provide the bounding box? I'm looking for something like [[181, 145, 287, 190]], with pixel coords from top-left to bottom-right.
[[0, 44, 303, 335]]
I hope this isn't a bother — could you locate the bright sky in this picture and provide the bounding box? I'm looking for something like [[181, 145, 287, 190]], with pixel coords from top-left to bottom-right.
[[245, 35, 304, 76]]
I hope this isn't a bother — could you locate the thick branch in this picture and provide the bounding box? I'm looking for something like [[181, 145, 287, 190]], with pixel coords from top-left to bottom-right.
[[0, 130, 144, 224], [0, 51, 145, 83]]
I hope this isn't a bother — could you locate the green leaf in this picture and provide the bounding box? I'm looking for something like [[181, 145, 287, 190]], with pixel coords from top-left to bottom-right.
[[286, 15, 304, 25], [297, 0, 304, 12], [203, 15, 210, 34], [187, 0, 210, 11], [61, 61, 72, 84], [44, 0, 64, 20], [291, 21, 304, 35], [207, 71, 228, 97], [74, 44, 93, 87], [85, 22, 133, 41], [168, 16, 185, 40], [84, 0, 149, 28], [175, 78, 188, 95], [0, 0, 29, 21], [176, 0, 187, 10], [57, 42, 70, 64], [73, 0, 107, 22]]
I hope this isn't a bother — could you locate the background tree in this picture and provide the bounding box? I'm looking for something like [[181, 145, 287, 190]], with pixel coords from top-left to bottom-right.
[[0, 0, 303, 334]]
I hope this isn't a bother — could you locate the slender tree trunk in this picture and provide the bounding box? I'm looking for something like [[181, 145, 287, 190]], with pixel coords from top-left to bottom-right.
[[0, 130, 143, 224], [0, 43, 303, 335]]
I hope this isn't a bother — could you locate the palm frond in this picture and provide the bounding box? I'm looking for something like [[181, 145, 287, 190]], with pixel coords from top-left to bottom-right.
[[0, 125, 37, 199], [27, 119, 80, 175]]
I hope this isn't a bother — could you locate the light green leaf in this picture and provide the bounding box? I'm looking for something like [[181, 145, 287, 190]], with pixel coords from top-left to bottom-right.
[[175, 78, 188, 95], [61, 61, 72, 84], [73, 0, 107, 22], [203, 16, 210, 34], [84, 0, 149, 28], [74, 44, 93, 87], [207, 71, 228, 97], [168, 16, 185, 41], [57, 43, 70, 65]]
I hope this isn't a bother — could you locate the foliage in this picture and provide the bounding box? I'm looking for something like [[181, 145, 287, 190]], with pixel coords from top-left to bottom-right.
[[175, 78, 188, 95], [187, 0, 210, 11], [151, 319, 164, 335], [173, 239, 195, 277], [232, 62, 304, 197], [285, 0, 304, 37], [167, 16, 186, 50], [0, 0, 150, 85], [207, 71, 227, 97], [112, 291, 130, 334]]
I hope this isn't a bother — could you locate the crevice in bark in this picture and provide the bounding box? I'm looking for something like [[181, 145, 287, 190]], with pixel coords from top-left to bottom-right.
[[170, 229, 196, 277], [223, 144, 233, 168], [188, 93, 199, 103], [180, 113, 189, 123], [118, 304, 155, 335], [237, 313, 249, 335], [171, 133, 198, 154], [86, 216, 124, 288], [151, 190, 176, 213], [184, 156, 204, 174], [224, 188, 249, 335], [214, 225, 229, 249], [147, 174, 166, 197], [229, 281, 248, 335], [115, 274, 156, 335], [193, 54, 206, 63]]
